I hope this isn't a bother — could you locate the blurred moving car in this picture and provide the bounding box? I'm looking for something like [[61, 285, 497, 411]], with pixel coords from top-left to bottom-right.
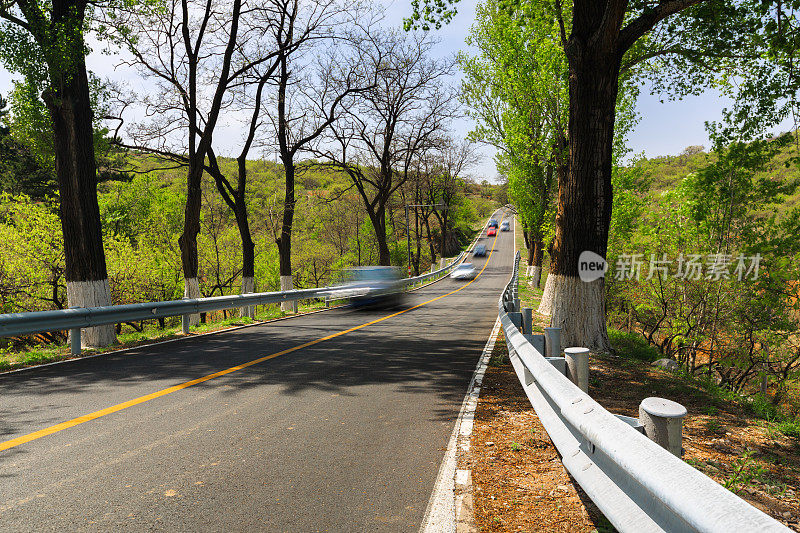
[[501, 220, 510, 232], [487, 227, 497, 236], [450, 263, 477, 280], [472, 243, 487, 257], [488, 219, 499, 228], [329, 266, 404, 308]]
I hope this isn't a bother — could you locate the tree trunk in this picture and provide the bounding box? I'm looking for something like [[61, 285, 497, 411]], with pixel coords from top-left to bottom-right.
[[549, 30, 619, 352], [238, 202, 256, 318], [370, 205, 391, 266], [522, 224, 531, 252], [179, 161, 203, 326], [277, 159, 296, 311], [440, 211, 450, 257], [530, 240, 543, 289], [44, 53, 115, 348], [276, 55, 298, 311], [234, 157, 256, 318], [413, 207, 421, 275], [538, 271, 555, 315]]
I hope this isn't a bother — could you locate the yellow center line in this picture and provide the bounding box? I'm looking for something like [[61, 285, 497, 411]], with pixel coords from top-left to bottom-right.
[[0, 230, 503, 453]]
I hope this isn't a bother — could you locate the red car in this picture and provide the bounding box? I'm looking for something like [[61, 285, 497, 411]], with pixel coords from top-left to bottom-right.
[[487, 227, 497, 236]]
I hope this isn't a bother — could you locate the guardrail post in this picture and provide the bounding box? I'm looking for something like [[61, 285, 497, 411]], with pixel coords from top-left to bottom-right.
[[521, 307, 532, 335], [544, 327, 561, 357], [564, 347, 590, 392], [69, 327, 81, 355], [180, 296, 191, 334], [440, 257, 446, 269], [639, 397, 687, 457], [507, 312, 523, 332]]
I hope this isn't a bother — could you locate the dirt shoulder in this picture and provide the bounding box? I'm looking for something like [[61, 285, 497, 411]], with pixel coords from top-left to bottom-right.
[[468, 216, 799, 531], [466, 338, 611, 532], [469, 305, 800, 531]]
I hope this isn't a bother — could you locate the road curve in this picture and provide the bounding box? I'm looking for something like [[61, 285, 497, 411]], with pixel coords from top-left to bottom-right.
[[0, 212, 515, 532]]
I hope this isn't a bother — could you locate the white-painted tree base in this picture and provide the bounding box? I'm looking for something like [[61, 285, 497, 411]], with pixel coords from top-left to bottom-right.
[[529, 266, 541, 289], [240, 276, 255, 318], [548, 274, 611, 352], [67, 279, 116, 347], [537, 272, 555, 316], [280, 275, 297, 313], [184, 277, 201, 326]]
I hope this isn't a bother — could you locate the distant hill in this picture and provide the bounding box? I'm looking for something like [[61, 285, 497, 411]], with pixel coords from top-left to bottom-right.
[[632, 137, 800, 212]]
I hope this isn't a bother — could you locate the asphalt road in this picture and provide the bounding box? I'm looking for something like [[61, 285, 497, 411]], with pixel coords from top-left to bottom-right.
[[0, 213, 515, 532]]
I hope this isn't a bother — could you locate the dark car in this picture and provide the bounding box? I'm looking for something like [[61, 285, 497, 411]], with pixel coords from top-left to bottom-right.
[[472, 243, 487, 257], [488, 219, 499, 228], [332, 266, 404, 308]]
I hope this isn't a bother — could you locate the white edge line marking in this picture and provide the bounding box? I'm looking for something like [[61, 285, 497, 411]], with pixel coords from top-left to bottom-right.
[[419, 315, 502, 533]]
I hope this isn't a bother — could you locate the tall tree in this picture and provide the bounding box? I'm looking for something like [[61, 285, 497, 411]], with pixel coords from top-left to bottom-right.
[[110, 0, 268, 324], [0, 0, 118, 345], [459, 0, 566, 288], [428, 137, 478, 257], [434, 0, 796, 350], [259, 0, 376, 304], [316, 30, 457, 266]]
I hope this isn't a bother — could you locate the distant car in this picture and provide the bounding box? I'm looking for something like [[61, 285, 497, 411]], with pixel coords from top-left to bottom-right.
[[487, 227, 497, 237], [472, 243, 487, 257], [450, 263, 477, 280], [501, 221, 510, 232], [488, 219, 499, 228], [330, 266, 404, 308]]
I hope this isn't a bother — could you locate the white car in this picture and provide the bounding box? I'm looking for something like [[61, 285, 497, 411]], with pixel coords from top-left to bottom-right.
[[450, 263, 477, 280]]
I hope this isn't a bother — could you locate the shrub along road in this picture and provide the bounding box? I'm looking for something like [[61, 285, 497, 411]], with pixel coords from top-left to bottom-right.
[[0, 213, 514, 531]]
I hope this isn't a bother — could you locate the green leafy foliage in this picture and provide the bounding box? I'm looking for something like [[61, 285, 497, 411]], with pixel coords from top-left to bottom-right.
[[607, 135, 800, 422], [0, 153, 497, 345]]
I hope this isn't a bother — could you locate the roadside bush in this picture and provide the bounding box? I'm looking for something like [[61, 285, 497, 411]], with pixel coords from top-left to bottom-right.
[[608, 328, 660, 362]]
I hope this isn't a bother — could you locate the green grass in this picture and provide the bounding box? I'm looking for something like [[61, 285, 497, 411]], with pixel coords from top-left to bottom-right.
[[704, 419, 725, 434], [607, 328, 660, 362], [775, 420, 800, 439]]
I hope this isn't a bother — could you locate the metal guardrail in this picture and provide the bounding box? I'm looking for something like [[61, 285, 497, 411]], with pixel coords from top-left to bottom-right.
[[0, 252, 466, 354], [0, 205, 504, 357], [498, 251, 789, 532]]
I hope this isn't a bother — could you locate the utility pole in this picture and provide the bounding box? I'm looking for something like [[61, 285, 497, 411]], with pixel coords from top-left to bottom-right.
[[404, 203, 445, 277]]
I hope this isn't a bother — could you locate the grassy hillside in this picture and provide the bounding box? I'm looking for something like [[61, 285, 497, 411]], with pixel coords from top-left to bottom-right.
[[633, 137, 800, 211], [1, 152, 501, 335]]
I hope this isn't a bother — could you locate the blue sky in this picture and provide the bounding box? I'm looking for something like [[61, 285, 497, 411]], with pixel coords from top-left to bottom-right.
[[0, 0, 787, 183]]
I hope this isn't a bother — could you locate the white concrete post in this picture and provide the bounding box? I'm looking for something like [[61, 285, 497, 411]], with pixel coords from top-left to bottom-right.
[[69, 328, 81, 355], [638, 397, 687, 457], [440, 257, 446, 269], [181, 297, 190, 334], [544, 327, 561, 358], [564, 347, 590, 392]]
